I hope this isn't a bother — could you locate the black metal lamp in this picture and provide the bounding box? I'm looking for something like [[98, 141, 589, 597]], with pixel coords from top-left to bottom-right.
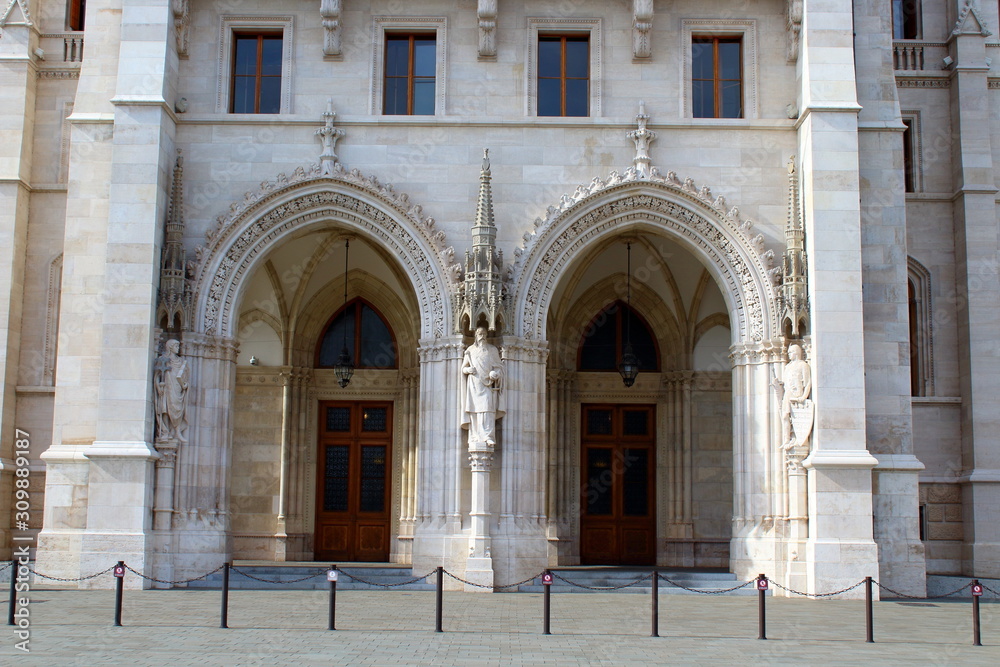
[[618, 241, 640, 387], [334, 239, 354, 388]]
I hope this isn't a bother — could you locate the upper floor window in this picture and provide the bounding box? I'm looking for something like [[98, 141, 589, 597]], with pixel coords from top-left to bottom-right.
[[902, 118, 916, 192], [383, 34, 436, 115], [231, 33, 282, 114], [892, 0, 921, 39], [67, 0, 86, 31], [692, 36, 742, 119], [317, 299, 398, 369], [538, 35, 589, 117], [578, 301, 659, 372]]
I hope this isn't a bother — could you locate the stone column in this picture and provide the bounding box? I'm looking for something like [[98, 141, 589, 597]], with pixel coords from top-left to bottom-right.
[[795, 0, 879, 597], [464, 445, 495, 590], [0, 0, 36, 557], [853, 0, 926, 597], [948, 1, 1000, 578]]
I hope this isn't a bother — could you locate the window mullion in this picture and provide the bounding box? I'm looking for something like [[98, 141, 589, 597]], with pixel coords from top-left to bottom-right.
[[407, 36, 415, 115], [255, 35, 264, 114]]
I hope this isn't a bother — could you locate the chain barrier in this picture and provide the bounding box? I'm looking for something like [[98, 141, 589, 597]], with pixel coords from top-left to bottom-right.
[[441, 569, 541, 590], [875, 580, 970, 600], [337, 569, 436, 588], [659, 575, 756, 595], [123, 563, 226, 586], [229, 567, 326, 585], [981, 582, 1000, 596], [768, 579, 866, 598], [550, 571, 653, 590], [27, 565, 116, 583]]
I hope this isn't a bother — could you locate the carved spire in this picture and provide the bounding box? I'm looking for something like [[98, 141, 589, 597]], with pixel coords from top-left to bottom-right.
[[777, 156, 809, 338], [316, 98, 346, 175], [458, 149, 507, 334], [632, 0, 653, 59], [627, 101, 657, 177], [158, 150, 192, 332], [321, 0, 342, 56], [477, 0, 497, 59]]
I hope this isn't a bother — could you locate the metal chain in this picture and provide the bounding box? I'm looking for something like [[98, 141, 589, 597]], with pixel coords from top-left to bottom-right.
[[337, 569, 436, 588], [0, 562, 10, 572], [28, 565, 116, 582], [981, 582, 1000, 596], [550, 572, 652, 590], [123, 563, 225, 586], [441, 569, 541, 590], [229, 567, 325, 585], [875, 580, 970, 600], [768, 579, 865, 598], [658, 576, 756, 595]]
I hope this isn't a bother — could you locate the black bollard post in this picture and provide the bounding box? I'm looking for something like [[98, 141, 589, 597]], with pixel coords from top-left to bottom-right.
[[113, 561, 125, 627], [972, 579, 982, 647], [757, 573, 767, 640], [328, 565, 337, 631], [543, 570, 552, 635], [651, 570, 659, 637], [435, 566, 443, 633], [7, 559, 16, 626], [220, 562, 230, 629], [865, 576, 874, 643]]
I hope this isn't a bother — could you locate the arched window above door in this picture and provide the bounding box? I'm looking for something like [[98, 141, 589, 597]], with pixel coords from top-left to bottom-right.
[[317, 299, 398, 369], [578, 301, 660, 372]]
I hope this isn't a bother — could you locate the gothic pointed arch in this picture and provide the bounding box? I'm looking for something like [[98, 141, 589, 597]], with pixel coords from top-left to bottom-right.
[[510, 171, 780, 346], [190, 164, 460, 340]]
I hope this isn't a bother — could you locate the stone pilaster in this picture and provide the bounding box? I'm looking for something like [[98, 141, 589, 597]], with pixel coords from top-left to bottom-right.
[[854, 0, 925, 597]]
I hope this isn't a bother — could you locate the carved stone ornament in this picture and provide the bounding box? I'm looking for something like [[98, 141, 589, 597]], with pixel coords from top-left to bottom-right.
[[477, 0, 497, 58], [316, 99, 346, 175], [154, 339, 190, 444], [321, 0, 342, 57], [786, 0, 802, 63], [632, 0, 653, 59], [0, 0, 32, 33], [461, 326, 506, 448], [771, 343, 813, 451], [193, 165, 459, 340], [627, 101, 656, 177], [510, 168, 779, 343], [172, 0, 190, 57], [953, 0, 993, 37]]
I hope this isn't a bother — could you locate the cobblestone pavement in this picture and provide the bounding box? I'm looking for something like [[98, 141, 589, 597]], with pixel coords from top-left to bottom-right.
[[1, 588, 998, 665]]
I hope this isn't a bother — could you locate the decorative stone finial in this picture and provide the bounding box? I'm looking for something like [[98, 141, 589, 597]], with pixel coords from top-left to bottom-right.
[[316, 99, 346, 175], [157, 150, 192, 332], [627, 101, 657, 177], [777, 155, 809, 338]]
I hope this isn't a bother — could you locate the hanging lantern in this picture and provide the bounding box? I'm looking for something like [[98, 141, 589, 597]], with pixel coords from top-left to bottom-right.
[[335, 239, 354, 388], [618, 241, 640, 387]]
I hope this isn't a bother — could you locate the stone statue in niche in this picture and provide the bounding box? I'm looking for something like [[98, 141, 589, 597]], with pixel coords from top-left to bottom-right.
[[154, 339, 190, 443], [771, 343, 813, 450], [461, 326, 506, 448]]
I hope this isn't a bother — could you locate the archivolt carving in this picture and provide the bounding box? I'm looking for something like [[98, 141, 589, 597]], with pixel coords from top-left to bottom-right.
[[192, 165, 457, 340], [511, 170, 779, 344]]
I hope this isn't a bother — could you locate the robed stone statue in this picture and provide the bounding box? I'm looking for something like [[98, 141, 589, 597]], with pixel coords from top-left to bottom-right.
[[461, 326, 506, 447], [154, 339, 190, 443], [772, 343, 813, 450]]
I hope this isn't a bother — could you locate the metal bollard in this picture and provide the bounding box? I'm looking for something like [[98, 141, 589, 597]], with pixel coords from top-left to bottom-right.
[[865, 576, 874, 643], [543, 570, 552, 635], [435, 566, 443, 633], [328, 565, 338, 631], [113, 561, 126, 627], [972, 579, 983, 647], [220, 562, 230, 629], [651, 570, 659, 637], [7, 559, 16, 626], [757, 573, 767, 640]]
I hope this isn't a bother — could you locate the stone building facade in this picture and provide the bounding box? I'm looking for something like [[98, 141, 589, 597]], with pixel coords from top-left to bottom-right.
[[0, 0, 997, 597]]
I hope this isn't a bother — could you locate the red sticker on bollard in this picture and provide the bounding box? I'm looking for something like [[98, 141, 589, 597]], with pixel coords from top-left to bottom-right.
[[972, 584, 983, 596], [757, 579, 768, 590], [327, 570, 339, 582], [114, 565, 125, 578], [542, 573, 553, 586]]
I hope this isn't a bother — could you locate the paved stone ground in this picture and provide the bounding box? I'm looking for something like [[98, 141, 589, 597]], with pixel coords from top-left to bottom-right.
[[1, 588, 998, 665]]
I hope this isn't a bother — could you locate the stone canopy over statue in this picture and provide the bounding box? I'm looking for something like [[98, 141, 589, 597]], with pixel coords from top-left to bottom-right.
[[461, 326, 506, 448], [771, 343, 813, 450]]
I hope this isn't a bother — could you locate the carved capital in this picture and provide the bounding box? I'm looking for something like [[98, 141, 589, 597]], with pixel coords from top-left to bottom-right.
[[477, 0, 498, 59], [469, 448, 495, 472], [632, 0, 654, 59], [321, 0, 343, 56]]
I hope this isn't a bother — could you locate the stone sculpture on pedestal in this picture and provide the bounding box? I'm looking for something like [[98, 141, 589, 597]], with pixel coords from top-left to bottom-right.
[[772, 343, 813, 451], [461, 326, 506, 447], [154, 339, 189, 444]]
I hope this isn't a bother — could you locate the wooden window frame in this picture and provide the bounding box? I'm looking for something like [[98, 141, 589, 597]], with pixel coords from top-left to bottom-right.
[[382, 32, 436, 116], [691, 36, 743, 119], [577, 301, 661, 372], [315, 298, 399, 370], [230, 32, 283, 114], [537, 34, 590, 117], [67, 0, 86, 32]]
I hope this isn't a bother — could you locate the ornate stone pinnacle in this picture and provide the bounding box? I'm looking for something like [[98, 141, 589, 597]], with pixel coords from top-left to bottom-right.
[[627, 101, 656, 177], [316, 98, 346, 175]]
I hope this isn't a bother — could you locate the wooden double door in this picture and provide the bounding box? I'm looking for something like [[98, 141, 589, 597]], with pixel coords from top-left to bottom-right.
[[580, 404, 656, 565], [315, 401, 392, 561]]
